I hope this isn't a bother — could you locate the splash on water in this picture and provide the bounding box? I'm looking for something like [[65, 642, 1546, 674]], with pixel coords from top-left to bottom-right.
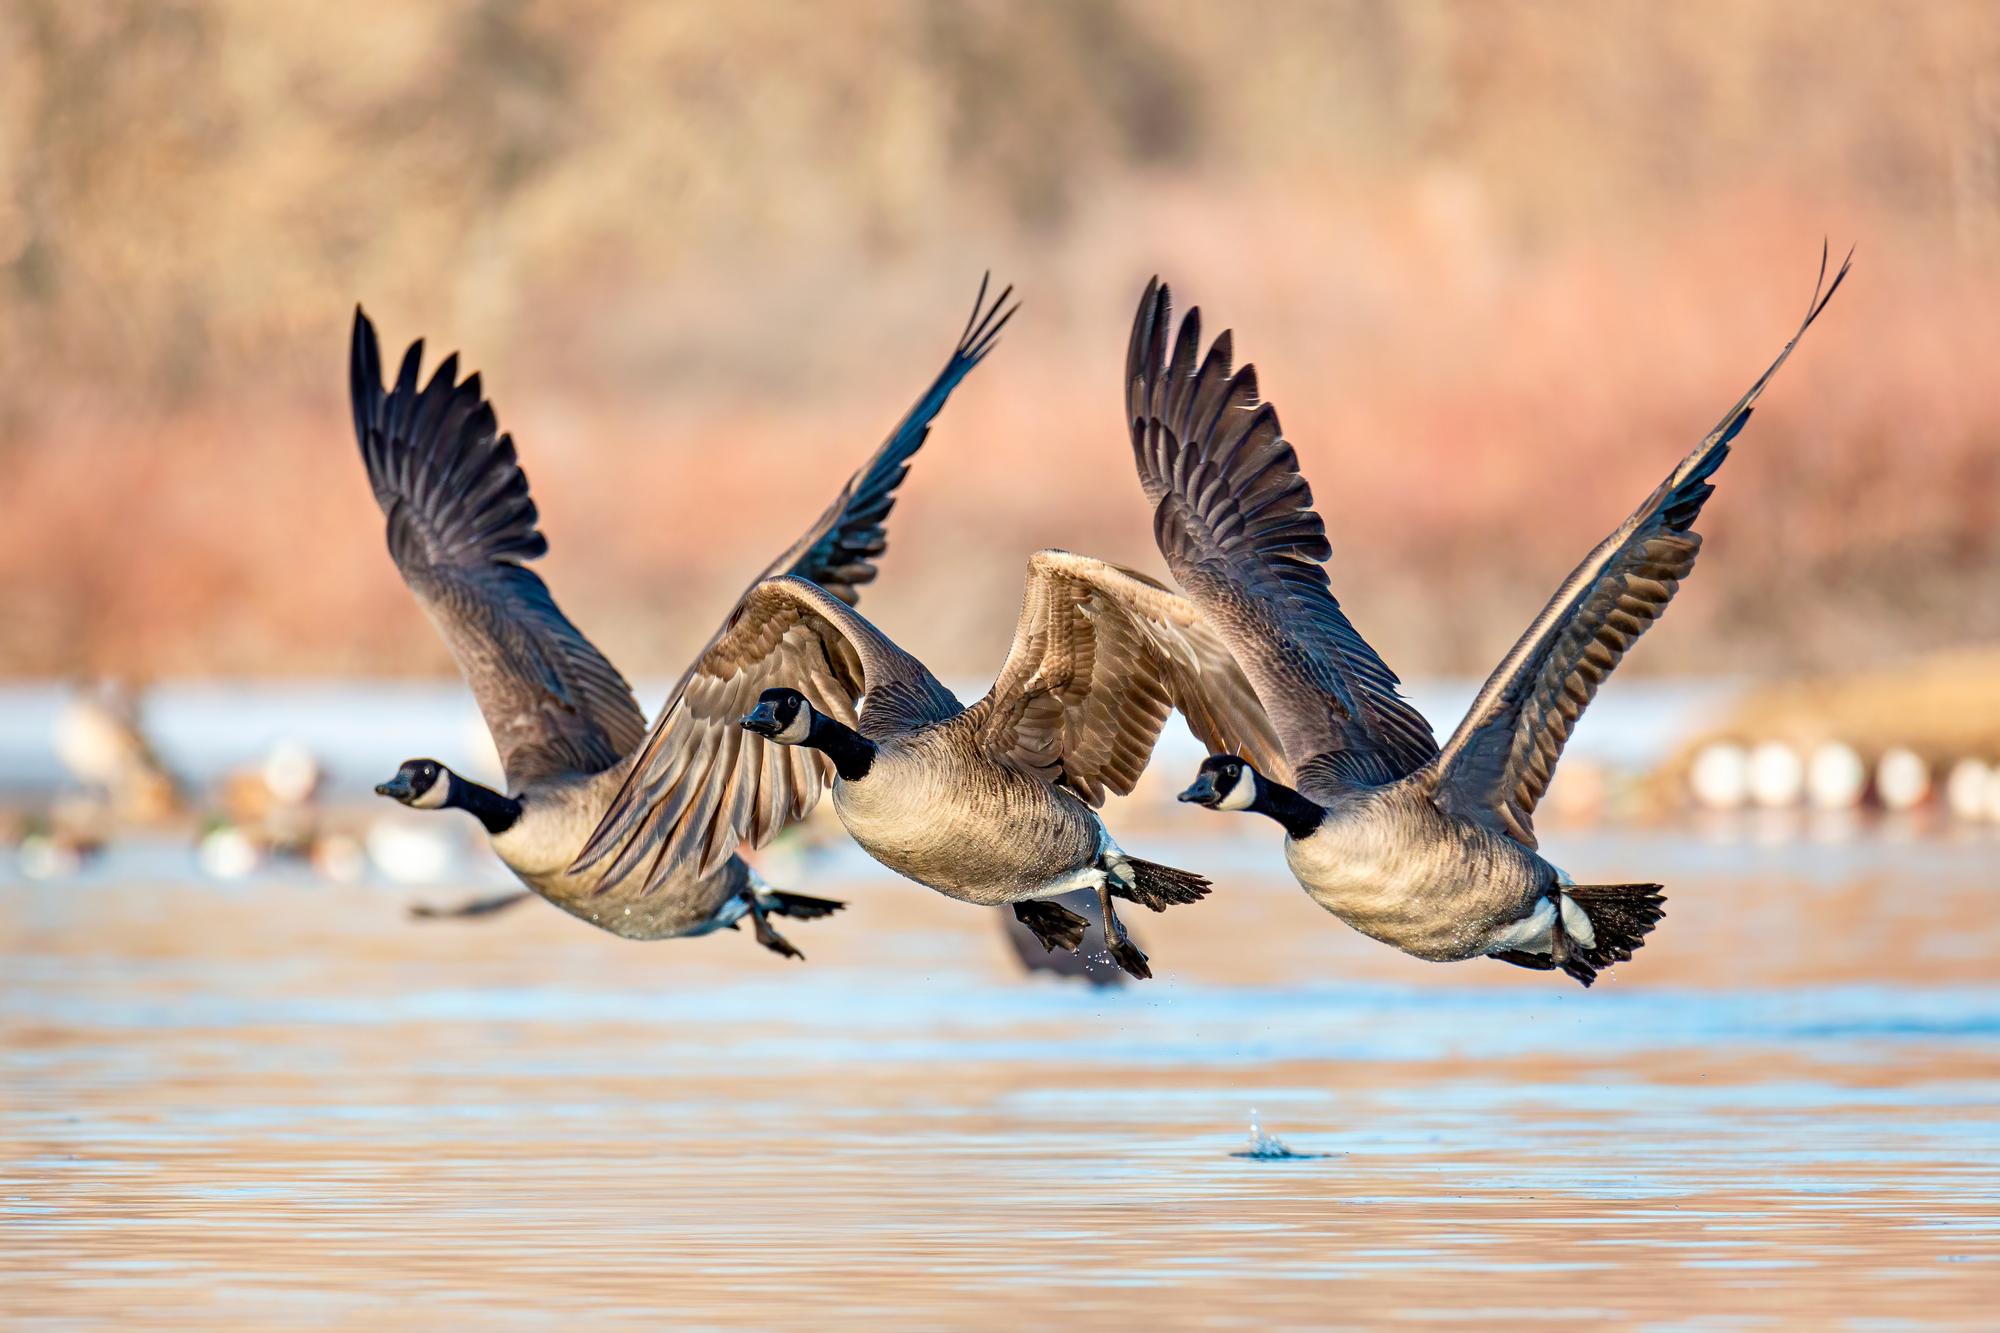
[[1230, 1108, 1328, 1160]]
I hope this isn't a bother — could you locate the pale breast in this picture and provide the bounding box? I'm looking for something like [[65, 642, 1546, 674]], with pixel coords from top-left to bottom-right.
[[488, 768, 745, 940], [831, 729, 1099, 906], [1284, 789, 1546, 962]]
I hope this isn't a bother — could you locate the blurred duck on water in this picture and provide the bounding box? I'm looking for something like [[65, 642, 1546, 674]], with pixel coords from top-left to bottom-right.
[[53, 679, 184, 826], [353, 276, 1014, 958], [1156, 252, 1848, 985]]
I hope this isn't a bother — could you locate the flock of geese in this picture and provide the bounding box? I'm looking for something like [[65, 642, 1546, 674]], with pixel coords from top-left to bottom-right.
[[357, 254, 1848, 986]]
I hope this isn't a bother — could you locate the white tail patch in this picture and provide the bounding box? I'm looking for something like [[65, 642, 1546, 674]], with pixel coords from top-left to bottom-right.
[[1559, 894, 1597, 949], [1489, 898, 1557, 953]]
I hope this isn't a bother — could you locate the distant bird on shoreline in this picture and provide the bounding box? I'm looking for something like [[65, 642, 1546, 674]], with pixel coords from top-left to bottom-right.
[[53, 679, 183, 825], [1155, 251, 1847, 985], [355, 275, 1014, 957]]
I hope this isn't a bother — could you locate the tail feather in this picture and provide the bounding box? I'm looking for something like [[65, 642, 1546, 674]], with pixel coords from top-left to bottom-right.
[[760, 889, 846, 920], [1112, 858, 1211, 912], [1560, 883, 1667, 987]]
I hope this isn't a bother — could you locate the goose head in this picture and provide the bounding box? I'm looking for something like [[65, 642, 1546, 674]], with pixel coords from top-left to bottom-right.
[[1177, 754, 1259, 812], [375, 758, 453, 810], [740, 688, 814, 745]]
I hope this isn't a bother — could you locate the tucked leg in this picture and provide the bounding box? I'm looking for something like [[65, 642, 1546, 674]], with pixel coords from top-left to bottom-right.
[[409, 889, 535, 920], [1095, 876, 1152, 980], [744, 891, 804, 960], [1013, 900, 1090, 953]]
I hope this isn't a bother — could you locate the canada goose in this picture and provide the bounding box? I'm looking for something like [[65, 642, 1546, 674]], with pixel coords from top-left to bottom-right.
[[353, 276, 1015, 957], [571, 552, 1285, 979], [53, 680, 183, 825], [1142, 252, 1847, 985]]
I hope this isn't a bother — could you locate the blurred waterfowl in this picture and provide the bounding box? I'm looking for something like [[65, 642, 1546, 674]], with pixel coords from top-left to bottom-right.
[[17, 802, 109, 880], [353, 275, 1014, 956], [1146, 252, 1846, 985], [52, 680, 183, 825], [213, 739, 327, 859], [1746, 741, 1807, 809], [1805, 742, 1868, 811], [1943, 758, 1992, 823], [1662, 647, 2000, 814], [574, 553, 1284, 980], [196, 819, 261, 880], [1688, 740, 1752, 811], [1874, 747, 1933, 814]]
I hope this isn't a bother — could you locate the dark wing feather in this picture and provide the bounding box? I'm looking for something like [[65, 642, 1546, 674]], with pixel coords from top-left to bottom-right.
[[562, 276, 1005, 888], [572, 577, 960, 892], [1429, 247, 1851, 848], [350, 309, 647, 788], [1126, 279, 1438, 800], [976, 551, 1288, 805], [761, 274, 1017, 603]]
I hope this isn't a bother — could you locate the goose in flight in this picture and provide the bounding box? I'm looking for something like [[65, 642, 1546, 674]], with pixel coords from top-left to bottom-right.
[[1147, 252, 1847, 985], [355, 276, 1015, 957], [572, 553, 1286, 980]]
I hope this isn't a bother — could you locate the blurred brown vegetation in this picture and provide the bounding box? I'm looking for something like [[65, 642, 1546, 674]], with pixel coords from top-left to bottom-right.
[[1, 0, 1997, 683]]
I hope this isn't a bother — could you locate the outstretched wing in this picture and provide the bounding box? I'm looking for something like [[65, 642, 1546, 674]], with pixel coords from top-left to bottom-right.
[[566, 276, 1007, 888], [1429, 247, 1850, 848], [350, 309, 647, 788], [1127, 280, 1438, 799], [573, 577, 960, 892], [976, 551, 1288, 805], [761, 274, 1016, 603]]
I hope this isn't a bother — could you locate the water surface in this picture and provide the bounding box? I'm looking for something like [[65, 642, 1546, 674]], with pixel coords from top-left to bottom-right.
[[4, 832, 1997, 1326]]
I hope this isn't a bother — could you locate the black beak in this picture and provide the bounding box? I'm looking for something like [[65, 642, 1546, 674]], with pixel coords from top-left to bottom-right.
[[375, 776, 413, 801], [1177, 773, 1219, 806], [740, 702, 783, 736]]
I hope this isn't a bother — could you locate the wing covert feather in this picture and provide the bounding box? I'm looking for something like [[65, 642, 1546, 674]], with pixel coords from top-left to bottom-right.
[[574, 577, 958, 890], [977, 550, 1287, 804]]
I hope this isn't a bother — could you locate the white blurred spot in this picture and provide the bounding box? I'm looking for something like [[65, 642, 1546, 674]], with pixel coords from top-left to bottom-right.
[[261, 740, 322, 807], [198, 825, 260, 880], [1688, 741, 1749, 810], [1943, 758, 1989, 823], [1747, 742, 1804, 809], [1875, 748, 1931, 813], [1805, 742, 1866, 811], [366, 819, 455, 884]]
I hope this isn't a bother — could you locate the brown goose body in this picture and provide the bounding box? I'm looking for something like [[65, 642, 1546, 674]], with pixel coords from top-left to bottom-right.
[[830, 714, 1107, 908], [1280, 785, 1549, 963], [474, 761, 756, 939]]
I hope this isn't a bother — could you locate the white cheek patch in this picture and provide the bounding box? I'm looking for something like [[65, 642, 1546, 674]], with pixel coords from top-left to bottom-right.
[[775, 705, 813, 745], [411, 772, 452, 809], [1216, 771, 1256, 811]]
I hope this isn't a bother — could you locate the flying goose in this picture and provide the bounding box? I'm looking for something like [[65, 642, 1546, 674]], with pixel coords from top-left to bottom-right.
[[573, 553, 1286, 979], [354, 276, 1015, 957], [1144, 253, 1847, 985]]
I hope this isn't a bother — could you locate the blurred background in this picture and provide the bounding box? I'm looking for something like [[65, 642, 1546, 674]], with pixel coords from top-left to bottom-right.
[[2, 0, 1997, 685], [7, 6, 2000, 1324]]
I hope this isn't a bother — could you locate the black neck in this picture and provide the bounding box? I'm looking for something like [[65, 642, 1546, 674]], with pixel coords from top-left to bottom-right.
[[1251, 775, 1326, 840], [447, 772, 523, 835], [803, 711, 876, 781]]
